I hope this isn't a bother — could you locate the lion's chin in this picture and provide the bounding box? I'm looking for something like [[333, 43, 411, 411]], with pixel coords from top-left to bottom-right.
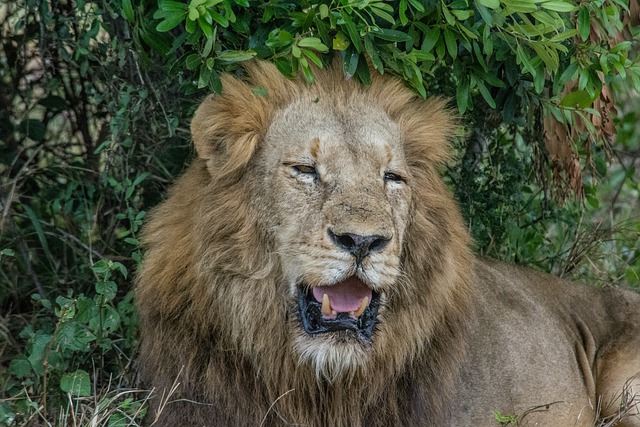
[[294, 331, 373, 383], [297, 278, 381, 341]]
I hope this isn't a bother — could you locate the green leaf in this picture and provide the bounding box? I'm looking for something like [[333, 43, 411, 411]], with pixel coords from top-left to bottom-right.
[[108, 413, 127, 427], [533, 64, 545, 93], [532, 9, 563, 29], [158, 1, 188, 12], [451, 9, 474, 20], [156, 12, 187, 32], [266, 29, 294, 48], [558, 61, 578, 85], [340, 12, 363, 52], [457, 76, 470, 113], [549, 29, 578, 43], [540, 0, 578, 12], [188, 6, 199, 21], [122, 0, 134, 22], [476, 79, 496, 108], [371, 28, 412, 42], [9, 358, 32, 379], [441, 4, 456, 25], [477, 0, 500, 9], [502, 0, 537, 13], [203, 34, 215, 57], [303, 49, 323, 67], [217, 50, 257, 63], [399, 0, 409, 25], [185, 16, 196, 33], [578, 7, 591, 42], [209, 69, 222, 93], [476, 70, 505, 87], [90, 306, 121, 333], [370, 7, 395, 25], [198, 15, 213, 38], [531, 43, 558, 73], [21, 119, 45, 142], [222, 1, 236, 23], [476, 3, 495, 27], [421, 27, 440, 53], [560, 90, 596, 108], [355, 58, 372, 85], [60, 370, 92, 397], [39, 95, 68, 111], [92, 260, 110, 275], [364, 35, 383, 71], [343, 50, 359, 77], [300, 59, 315, 83], [443, 28, 457, 59], [516, 44, 535, 77], [0, 248, 15, 257], [333, 32, 351, 51], [408, 0, 426, 12], [298, 37, 329, 52], [96, 281, 118, 301], [28, 333, 52, 376], [210, 9, 229, 27], [23, 205, 54, 268], [186, 53, 201, 70], [319, 4, 329, 19]]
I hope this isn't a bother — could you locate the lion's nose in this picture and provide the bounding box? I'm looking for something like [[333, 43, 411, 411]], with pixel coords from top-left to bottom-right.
[[328, 229, 391, 262]]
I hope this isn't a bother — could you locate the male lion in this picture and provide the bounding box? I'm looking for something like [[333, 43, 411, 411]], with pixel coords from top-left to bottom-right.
[[135, 61, 640, 426]]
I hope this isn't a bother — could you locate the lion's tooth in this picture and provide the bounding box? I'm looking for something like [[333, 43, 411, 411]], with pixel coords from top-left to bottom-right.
[[322, 294, 331, 316], [354, 296, 369, 318]]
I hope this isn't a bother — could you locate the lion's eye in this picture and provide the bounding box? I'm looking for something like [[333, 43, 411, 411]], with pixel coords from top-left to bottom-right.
[[293, 164, 318, 177], [384, 171, 405, 183]]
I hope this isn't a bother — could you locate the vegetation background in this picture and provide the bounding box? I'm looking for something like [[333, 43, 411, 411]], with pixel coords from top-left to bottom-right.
[[0, 0, 638, 425]]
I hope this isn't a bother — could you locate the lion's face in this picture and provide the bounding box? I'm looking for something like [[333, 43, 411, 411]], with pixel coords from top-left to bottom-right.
[[184, 61, 461, 383], [252, 98, 412, 378]]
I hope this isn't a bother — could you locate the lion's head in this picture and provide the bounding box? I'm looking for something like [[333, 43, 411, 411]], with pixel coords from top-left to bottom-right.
[[137, 60, 474, 424]]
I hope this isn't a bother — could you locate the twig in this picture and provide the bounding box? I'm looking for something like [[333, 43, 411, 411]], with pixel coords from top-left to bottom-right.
[[260, 389, 295, 427]]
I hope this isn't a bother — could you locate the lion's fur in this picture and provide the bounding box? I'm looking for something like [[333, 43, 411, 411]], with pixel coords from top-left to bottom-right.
[[135, 61, 640, 426]]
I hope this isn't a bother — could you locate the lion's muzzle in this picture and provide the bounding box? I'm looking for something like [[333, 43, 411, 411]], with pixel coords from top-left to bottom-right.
[[327, 228, 391, 264]]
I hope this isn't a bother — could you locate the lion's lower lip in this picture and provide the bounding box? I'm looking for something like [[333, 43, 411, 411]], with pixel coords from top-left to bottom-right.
[[297, 285, 380, 340]]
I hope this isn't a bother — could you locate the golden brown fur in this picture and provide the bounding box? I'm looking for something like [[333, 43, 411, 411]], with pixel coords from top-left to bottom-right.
[[135, 61, 640, 426]]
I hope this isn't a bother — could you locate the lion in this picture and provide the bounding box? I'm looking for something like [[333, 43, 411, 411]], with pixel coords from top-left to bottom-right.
[[135, 60, 640, 426]]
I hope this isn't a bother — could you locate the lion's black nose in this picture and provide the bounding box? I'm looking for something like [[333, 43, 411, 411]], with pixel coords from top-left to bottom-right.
[[328, 229, 391, 262]]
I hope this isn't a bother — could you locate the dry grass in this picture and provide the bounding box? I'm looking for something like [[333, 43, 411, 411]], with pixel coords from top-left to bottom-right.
[[596, 375, 640, 427]]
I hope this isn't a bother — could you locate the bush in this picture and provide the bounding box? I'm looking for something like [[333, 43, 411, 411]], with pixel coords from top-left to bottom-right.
[[1, 0, 638, 424]]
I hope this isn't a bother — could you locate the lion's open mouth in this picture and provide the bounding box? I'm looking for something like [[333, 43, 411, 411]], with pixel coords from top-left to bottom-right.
[[298, 277, 380, 340]]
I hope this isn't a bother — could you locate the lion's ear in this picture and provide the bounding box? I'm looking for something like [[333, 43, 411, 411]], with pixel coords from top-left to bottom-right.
[[190, 66, 280, 178], [398, 98, 457, 168]]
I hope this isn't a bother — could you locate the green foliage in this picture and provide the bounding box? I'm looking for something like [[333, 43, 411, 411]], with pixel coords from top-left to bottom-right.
[[494, 410, 519, 425], [142, 0, 638, 117], [0, 0, 176, 423], [1, 0, 639, 425]]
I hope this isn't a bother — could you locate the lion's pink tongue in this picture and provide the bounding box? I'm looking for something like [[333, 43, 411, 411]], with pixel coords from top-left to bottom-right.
[[312, 277, 372, 313]]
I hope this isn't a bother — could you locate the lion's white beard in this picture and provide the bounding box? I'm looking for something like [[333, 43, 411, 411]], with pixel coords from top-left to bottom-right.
[[294, 334, 370, 383]]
